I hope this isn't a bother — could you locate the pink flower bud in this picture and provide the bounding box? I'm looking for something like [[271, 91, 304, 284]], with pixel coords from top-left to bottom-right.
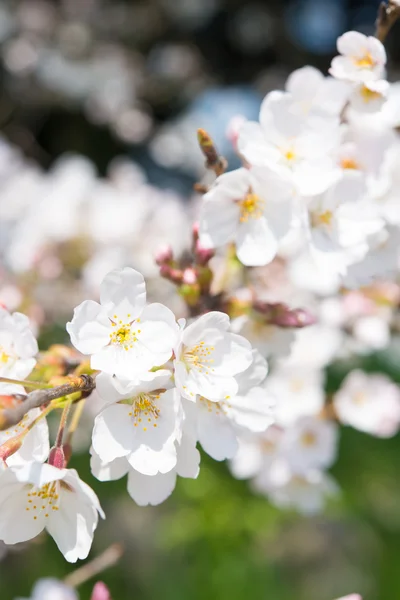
[[0, 435, 23, 462], [253, 302, 316, 328], [192, 221, 200, 241], [183, 268, 198, 285], [48, 446, 66, 469], [159, 264, 184, 284], [336, 595, 362, 600], [195, 240, 215, 265], [155, 245, 173, 266], [91, 582, 112, 600]]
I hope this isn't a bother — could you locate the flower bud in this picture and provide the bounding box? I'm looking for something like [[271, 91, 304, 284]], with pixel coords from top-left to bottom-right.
[[0, 435, 23, 462], [253, 302, 316, 328], [155, 245, 173, 266], [49, 445, 66, 469], [159, 264, 184, 284], [91, 582, 112, 600], [182, 268, 197, 285], [195, 239, 215, 265]]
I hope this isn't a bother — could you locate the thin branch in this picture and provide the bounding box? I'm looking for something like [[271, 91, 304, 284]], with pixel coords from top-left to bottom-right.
[[375, 0, 400, 42], [64, 543, 124, 588], [0, 375, 96, 431]]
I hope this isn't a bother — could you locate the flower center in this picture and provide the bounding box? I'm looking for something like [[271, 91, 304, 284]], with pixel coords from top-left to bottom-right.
[[239, 193, 265, 223], [109, 316, 141, 350], [360, 85, 381, 103], [353, 52, 375, 69], [311, 210, 333, 228], [301, 431, 317, 447], [341, 157, 360, 170], [128, 392, 162, 432], [182, 341, 215, 374], [25, 480, 61, 520], [0, 347, 11, 365], [198, 395, 230, 416]]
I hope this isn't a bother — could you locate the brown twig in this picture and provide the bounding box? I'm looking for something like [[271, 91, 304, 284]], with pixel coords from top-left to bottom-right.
[[0, 375, 96, 431], [375, 0, 400, 42], [197, 128, 227, 177], [64, 543, 124, 588]]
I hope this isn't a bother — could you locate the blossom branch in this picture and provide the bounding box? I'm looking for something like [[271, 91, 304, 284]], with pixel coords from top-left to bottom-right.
[[64, 543, 124, 588], [375, 0, 400, 41], [0, 374, 96, 431]]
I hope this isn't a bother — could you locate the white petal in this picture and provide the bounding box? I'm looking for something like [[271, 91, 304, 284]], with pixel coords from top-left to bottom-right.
[[127, 469, 177, 506], [236, 218, 278, 266], [92, 404, 134, 462], [67, 300, 111, 355], [100, 267, 146, 315]]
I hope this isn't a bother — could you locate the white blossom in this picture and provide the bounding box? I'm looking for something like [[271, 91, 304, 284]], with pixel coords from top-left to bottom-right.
[[174, 312, 253, 402], [0, 461, 104, 562], [67, 267, 178, 380], [334, 370, 400, 437], [0, 309, 38, 395], [199, 166, 294, 266], [92, 370, 181, 476], [330, 31, 386, 83]]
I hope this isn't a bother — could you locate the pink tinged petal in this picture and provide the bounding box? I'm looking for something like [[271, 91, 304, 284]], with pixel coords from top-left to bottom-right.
[[199, 197, 239, 249], [100, 267, 146, 315], [92, 404, 135, 463], [90, 452, 129, 482], [227, 387, 275, 432], [236, 218, 278, 266], [196, 405, 238, 461], [91, 582, 112, 600], [175, 435, 201, 478], [67, 300, 111, 355], [127, 469, 177, 506]]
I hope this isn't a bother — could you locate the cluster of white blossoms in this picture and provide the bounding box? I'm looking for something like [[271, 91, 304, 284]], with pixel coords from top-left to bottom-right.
[[199, 31, 400, 281], [1, 26, 400, 570]]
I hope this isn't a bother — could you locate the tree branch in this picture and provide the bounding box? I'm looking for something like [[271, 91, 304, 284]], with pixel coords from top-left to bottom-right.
[[0, 375, 96, 431], [375, 0, 400, 42]]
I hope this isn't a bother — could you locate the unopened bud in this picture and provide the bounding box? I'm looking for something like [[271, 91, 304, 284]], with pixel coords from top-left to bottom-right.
[[49, 445, 66, 469], [195, 240, 215, 265], [159, 264, 184, 284], [91, 582, 112, 600], [155, 245, 173, 266], [253, 302, 316, 328], [183, 268, 197, 285], [0, 435, 23, 462], [179, 283, 201, 307]]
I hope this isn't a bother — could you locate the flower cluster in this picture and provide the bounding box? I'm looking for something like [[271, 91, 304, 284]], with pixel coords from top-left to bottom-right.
[[0, 26, 400, 587]]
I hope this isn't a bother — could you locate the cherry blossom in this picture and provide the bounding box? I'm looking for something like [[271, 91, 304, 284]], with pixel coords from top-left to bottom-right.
[[330, 31, 386, 83], [174, 311, 253, 402], [67, 267, 178, 380], [0, 309, 38, 395], [0, 461, 104, 562]]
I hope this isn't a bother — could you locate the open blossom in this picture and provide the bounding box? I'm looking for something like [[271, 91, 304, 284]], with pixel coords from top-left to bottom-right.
[[280, 415, 339, 474], [254, 465, 338, 515], [92, 370, 181, 476], [305, 171, 383, 259], [330, 31, 386, 83], [183, 350, 274, 461], [0, 309, 38, 395], [238, 91, 340, 196], [174, 311, 253, 402], [91, 433, 200, 506], [349, 80, 389, 113], [67, 267, 178, 379], [334, 370, 400, 437], [285, 66, 350, 118], [199, 166, 294, 266], [0, 461, 104, 562]]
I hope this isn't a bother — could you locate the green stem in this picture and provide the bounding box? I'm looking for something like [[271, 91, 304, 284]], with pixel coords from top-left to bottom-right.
[[0, 376, 51, 390]]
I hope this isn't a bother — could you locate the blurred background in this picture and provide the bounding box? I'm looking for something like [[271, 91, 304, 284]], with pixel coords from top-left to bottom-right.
[[1, 1, 400, 599]]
